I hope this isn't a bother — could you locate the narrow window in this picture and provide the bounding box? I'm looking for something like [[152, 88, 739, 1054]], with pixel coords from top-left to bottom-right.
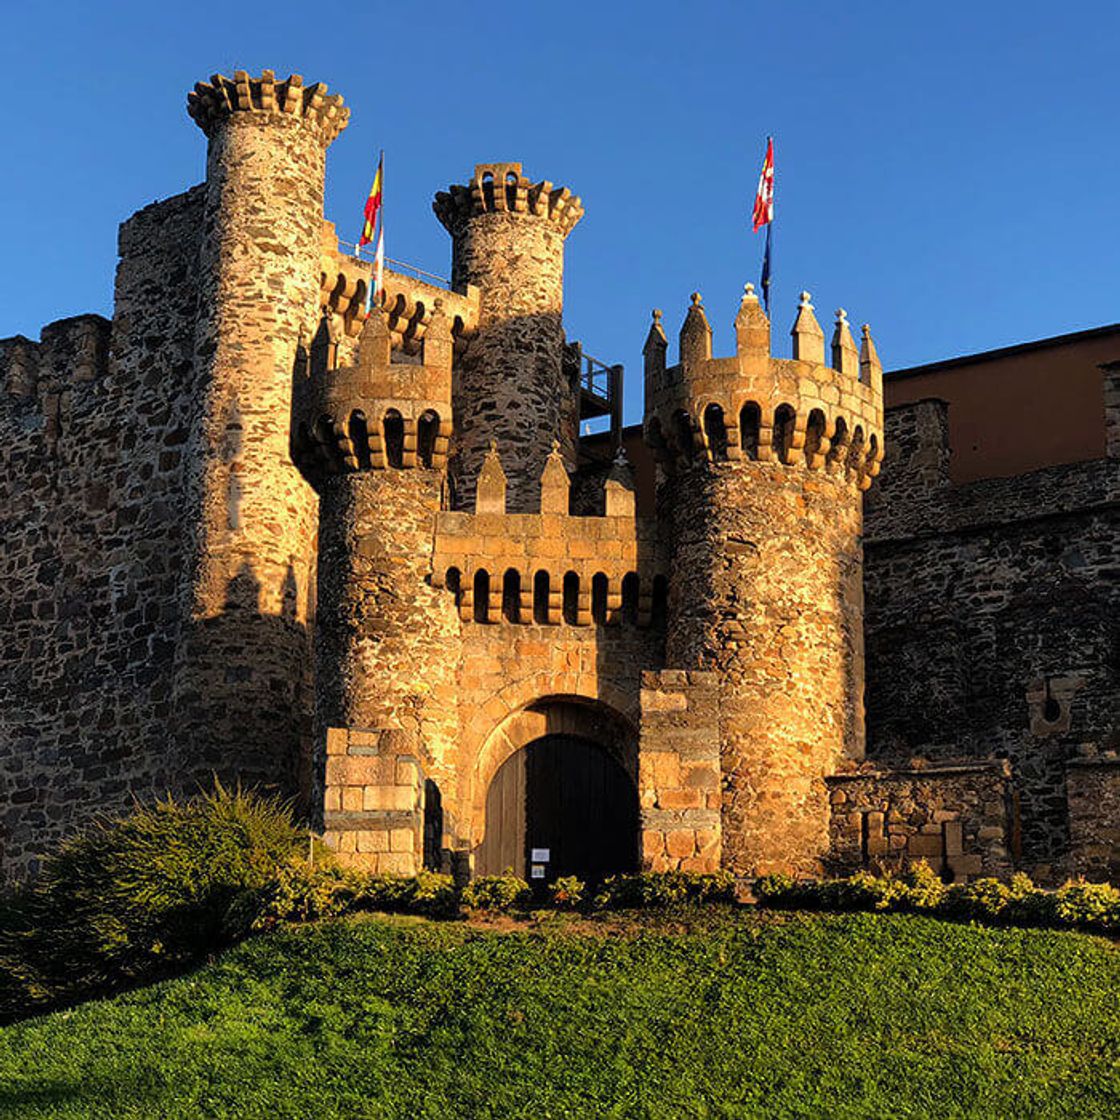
[[350, 410, 371, 470], [423, 780, 444, 871], [481, 171, 496, 209], [562, 571, 580, 625], [739, 402, 761, 460], [847, 425, 866, 476], [804, 409, 826, 466], [827, 417, 850, 471], [533, 571, 550, 624], [703, 403, 728, 461], [591, 572, 609, 624], [384, 409, 404, 469], [502, 569, 521, 623], [473, 569, 490, 623], [505, 170, 519, 210], [417, 411, 439, 468], [773, 404, 796, 464], [445, 567, 461, 608], [621, 572, 640, 624]]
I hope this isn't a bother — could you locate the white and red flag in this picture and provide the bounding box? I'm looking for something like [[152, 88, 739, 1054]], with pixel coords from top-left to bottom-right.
[[752, 136, 774, 231], [752, 137, 774, 312]]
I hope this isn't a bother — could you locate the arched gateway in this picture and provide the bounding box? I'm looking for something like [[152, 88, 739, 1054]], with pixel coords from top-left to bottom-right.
[[472, 698, 639, 883]]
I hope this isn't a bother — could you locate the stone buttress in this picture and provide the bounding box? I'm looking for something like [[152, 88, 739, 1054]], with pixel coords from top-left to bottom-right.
[[172, 72, 349, 794], [434, 163, 583, 512], [292, 305, 460, 872], [645, 286, 884, 875]]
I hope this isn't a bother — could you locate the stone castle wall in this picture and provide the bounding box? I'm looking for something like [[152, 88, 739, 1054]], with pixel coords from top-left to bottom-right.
[[0, 189, 204, 873], [864, 388, 1120, 877]]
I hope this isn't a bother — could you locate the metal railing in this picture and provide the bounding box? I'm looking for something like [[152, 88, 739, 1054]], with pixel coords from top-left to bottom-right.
[[579, 350, 619, 403], [342, 240, 451, 287]]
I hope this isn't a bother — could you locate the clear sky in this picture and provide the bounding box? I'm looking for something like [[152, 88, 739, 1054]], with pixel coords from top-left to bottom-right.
[[2, 1, 1117, 424]]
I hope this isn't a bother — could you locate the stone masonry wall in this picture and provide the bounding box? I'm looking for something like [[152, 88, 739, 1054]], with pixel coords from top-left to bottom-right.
[[865, 393, 1120, 872], [435, 164, 582, 511], [826, 761, 1014, 881], [0, 189, 205, 875], [314, 469, 461, 810], [667, 460, 866, 877], [638, 671, 721, 873], [321, 727, 424, 874], [172, 79, 345, 801], [1066, 755, 1120, 882]]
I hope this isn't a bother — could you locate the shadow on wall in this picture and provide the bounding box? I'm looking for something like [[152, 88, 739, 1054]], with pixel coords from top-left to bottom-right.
[[173, 561, 315, 817]]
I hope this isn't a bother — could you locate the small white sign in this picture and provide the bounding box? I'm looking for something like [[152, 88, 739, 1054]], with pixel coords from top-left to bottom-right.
[[531, 848, 551, 862], [530, 864, 546, 879]]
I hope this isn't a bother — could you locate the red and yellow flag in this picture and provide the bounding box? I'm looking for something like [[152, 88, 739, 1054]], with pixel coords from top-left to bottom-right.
[[359, 153, 383, 247]]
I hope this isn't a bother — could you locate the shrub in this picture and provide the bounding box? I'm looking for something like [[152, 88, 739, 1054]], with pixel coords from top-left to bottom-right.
[[592, 871, 738, 910], [461, 873, 531, 912], [939, 878, 1012, 922], [1053, 880, 1120, 931], [900, 861, 947, 911], [1, 783, 304, 1015], [548, 876, 585, 909]]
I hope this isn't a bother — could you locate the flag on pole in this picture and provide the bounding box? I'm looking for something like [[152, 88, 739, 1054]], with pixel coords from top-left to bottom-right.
[[752, 137, 774, 313], [372, 225, 385, 307], [358, 152, 384, 248]]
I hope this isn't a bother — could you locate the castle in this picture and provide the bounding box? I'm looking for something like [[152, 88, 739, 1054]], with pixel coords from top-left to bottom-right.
[[1, 70, 1117, 885]]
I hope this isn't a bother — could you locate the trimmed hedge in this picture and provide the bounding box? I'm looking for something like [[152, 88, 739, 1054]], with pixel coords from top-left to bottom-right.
[[754, 863, 1120, 933]]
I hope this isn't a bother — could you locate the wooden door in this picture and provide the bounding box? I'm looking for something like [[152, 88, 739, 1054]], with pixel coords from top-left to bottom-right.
[[475, 734, 638, 882]]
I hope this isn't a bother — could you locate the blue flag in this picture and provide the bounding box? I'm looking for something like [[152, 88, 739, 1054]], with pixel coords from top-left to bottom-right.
[[760, 224, 772, 314]]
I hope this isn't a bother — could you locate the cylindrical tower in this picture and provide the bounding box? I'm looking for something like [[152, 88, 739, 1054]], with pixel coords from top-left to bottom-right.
[[645, 285, 884, 876], [291, 303, 461, 810], [433, 162, 583, 511], [174, 71, 348, 791]]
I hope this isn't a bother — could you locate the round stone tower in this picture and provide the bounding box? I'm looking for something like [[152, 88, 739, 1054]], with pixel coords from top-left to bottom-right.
[[291, 303, 461, 794], [644, 285, 884, 876], [433, 163, 583, 511], [175, 71, 348, 790]]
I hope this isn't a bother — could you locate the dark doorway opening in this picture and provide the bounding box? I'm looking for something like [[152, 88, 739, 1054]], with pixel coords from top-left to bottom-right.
[[475, 734, 638, 883]]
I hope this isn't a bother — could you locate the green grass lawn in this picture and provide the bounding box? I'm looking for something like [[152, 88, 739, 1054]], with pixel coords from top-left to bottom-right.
[[0, 910, 1116, 1119]]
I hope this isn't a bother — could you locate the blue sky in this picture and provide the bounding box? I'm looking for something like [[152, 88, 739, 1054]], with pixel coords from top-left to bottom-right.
[[2, 2, 1116, 424]]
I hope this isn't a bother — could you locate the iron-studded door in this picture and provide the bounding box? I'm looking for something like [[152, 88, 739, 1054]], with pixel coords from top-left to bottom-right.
[[475, 734, 638, 882]]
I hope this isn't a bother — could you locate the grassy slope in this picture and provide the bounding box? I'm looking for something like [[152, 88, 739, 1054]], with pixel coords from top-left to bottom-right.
[[0, 911, 1117, 1120]]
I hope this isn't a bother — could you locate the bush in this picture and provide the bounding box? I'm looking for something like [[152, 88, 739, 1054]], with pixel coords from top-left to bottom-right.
[[1054, 880, 1120, 931], [461, 873, 531, 912], [593, 871, 737, 910], [0, 783, 304, 1014], [548, 876, 585, 909]]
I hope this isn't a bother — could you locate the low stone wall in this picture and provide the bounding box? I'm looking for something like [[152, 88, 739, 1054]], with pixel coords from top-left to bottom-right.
[[826, 760, 1013, 882], [321, 727, 424, 874], [638, 671, 721, 873], [1066, 754, 1120, 882]]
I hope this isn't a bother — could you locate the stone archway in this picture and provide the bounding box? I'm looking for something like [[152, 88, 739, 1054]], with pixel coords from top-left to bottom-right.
[[468, 696, 639, 882]]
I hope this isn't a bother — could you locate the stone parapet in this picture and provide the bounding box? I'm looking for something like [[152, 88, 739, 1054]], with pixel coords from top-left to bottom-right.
[[321, 727, 425, 874], [188, 70, 348, 145], [638, 671, 722, 872], [433, 163, 583, 237], [644, 288, 883, 490], [1066, 754, 1120, 882], [826, 760, 1014, 881]]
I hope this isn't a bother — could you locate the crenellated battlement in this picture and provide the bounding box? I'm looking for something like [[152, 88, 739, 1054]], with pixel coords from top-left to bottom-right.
[[431, 443, 666, 627], [317, 224, 480, 350], [1, 315, 110, 405], [187, 70, 348, 145], [291, 304, 453, 478], [433, 162, 583, 237], [643, 286, 884, 490]]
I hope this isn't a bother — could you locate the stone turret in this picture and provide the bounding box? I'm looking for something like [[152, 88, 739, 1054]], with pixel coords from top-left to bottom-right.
[[644, 283, 884, 876], [434, 162, 583, 511], [292, 304, 460, 836], [174, 70, 348, 794]]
